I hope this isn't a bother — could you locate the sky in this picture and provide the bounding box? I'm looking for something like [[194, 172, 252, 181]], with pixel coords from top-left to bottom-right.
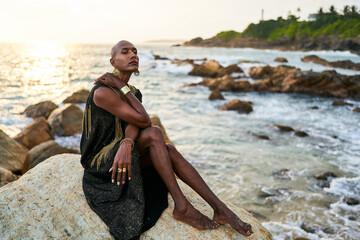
[[0, 0, 358, 44]]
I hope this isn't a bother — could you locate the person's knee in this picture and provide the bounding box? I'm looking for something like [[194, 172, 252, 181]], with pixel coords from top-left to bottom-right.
[[166, 143, 176, 153], [147, 126, 164, 144]]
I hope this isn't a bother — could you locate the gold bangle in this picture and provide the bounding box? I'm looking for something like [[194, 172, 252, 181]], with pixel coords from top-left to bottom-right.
[[120, 85, 131, 95], [120, 138, 134, 150]]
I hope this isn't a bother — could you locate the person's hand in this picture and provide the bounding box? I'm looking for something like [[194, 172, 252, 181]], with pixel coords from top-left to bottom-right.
[[109, 141, 132, 185], [94, 72, 126, 89]]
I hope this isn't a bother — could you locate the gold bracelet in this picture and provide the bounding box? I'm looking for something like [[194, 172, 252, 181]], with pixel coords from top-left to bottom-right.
[[120, 85, 131, 95], [120, 138, 134, 150]]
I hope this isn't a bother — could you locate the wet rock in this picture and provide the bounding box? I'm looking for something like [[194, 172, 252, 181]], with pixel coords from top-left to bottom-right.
[[272, 168, 291, 179], [301, 55, 360, 71], [0, 154, 272, 240], [332, 135, 338, 139], [208, 89, 225, 100], [249, 65, 275, 79], [292, 237, 311, 240], [150, 115, 174, 145], [344, 197, 359, 206], [321, 227, 334, 234], [314, 172, 337, 181], [255, 135, 270, 140], [171, 58, 195, 66], [274, 124, 294, 132], [219, 99, 253, 114], [21, 101, 58, 119], [246, 210, 267, 220], [63, 89, 90, 104], [0, 167, 20, 187], [171, 44, 181, 47], [332, 100, 353, 106], [274, 57, 288, 63], [189, 60, 243, 78], [353, 107, 360, 112], [0, 129, 28, 173], [14, 117, 53, 149], [258, 187, 283, 198], [300, 222, 317, 234], [295, 130, 309, 137], [348, 215, 357, 221], [238, 60, 262, 64], [47, 104, 83, 136], [310, 106, 319, 109], [153, 54, 169, 60]]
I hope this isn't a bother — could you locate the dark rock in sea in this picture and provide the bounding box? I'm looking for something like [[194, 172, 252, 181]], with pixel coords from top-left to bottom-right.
[[301, 222, 317, 234], [274, 124, 294, 132], [292, 237, 311, 240], [238, 60, 262, 64], [171, 58, 195, 66], [14, 117, 53, 150], [258, 187, 283, 198], [153, 54, 169, 60], [246, 210, 267, 220], [208, 89, 225, 100], [314, 172, 337, 181], [353, 107, 360, 112], [344, 197, 359, 206], [348, 215, 357, 221], [295, 130, 309, 137], [272, 168, 291, 179], [189, 60, 243, 78], [332, 100, 354, 106], [47, 104, 83, 136], [63, 89, 90, 104], [0, 129, 28, 173], [255, 135, 270, 140], [302, 54, 360, 70], [332, 135, 338, 139], [311, 106, 319, 109], [274, 57, 288, 63], [21, 101, 58, 119], [219, 99, 253, 114], [171, 44, 181, 47]]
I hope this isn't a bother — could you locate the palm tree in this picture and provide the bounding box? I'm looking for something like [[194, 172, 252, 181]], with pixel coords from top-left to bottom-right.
[[317, 7, 324, 17], [329, 5, 337, 15], [350, 5, 358, 16], [343, 5, 350, 16]]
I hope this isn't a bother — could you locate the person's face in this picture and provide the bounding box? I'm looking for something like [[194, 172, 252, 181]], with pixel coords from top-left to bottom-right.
[[110, 41, 139, 72]]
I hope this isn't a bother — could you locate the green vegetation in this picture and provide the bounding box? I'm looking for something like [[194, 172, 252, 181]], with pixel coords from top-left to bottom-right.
[[215, 5, 360, 41]]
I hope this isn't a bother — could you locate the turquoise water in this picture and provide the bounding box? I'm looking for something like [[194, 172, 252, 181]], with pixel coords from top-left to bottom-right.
[[0, 42, 359, 239]]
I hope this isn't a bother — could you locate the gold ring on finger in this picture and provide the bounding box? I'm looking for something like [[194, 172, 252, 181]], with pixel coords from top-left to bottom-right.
[[122, 168, 126, 172], [117, 168, 122, 173]]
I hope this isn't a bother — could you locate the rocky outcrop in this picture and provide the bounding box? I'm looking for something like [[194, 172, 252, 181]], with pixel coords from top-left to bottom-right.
[[0, 167, 20, 187], [189, 60, 243, 78], [219, 99, 253, 114], [301, 55, 360, 70], [0, 129, 28, 173], [353, 107, 360, 112], [63, 89, 90, 104], [274, 57, 288, 63], [13, 117, 53, 149], [208, 89, 225, 100], [0, 154, 272, 240], [274, 125, 294, 132], [21, 101, 58, 119], [47, 104, 83, 136], [185, 75, 251, 92], [332, 100, 353, 106]]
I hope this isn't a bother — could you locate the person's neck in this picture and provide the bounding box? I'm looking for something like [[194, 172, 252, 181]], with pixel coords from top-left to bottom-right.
[[117, 71, 132, 84]]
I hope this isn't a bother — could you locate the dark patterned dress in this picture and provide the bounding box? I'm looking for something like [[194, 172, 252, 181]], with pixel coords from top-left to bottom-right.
[[80, 82, 168, 240]]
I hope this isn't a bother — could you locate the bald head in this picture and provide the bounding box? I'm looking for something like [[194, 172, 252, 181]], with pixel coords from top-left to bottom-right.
[[111, 40, 133, 59]]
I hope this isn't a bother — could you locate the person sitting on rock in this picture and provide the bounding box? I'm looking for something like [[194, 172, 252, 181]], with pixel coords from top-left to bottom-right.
[[80, 40, 253, 240]]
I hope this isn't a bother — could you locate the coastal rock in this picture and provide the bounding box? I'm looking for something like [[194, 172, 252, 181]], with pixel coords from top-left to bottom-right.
[[219, 99, 253, 114], [353, 107, 360, 112], [186, 75, 251, 92], [331, 100, 353, 106], [208, 89, 225, 100], [274, 124, 294, 132], [255, 135, 270, 140], [189, 60, 243, 78], [150, 115, 174, 146], [47, 104, 83, 136], [0, 154, 272, 240], [21, 101, 58, 119], [0, 167, 20, 187], [301, 55, 360, 71], [153, 54, 169, 60], [311, 106, 319, 109], [272, 168, 291, 180], [274, 57, 288, 63], [0, 129, 28, 173], [63, 89, 90, 104], [314, 172, 337, 181], [295, 130, 308, 137], [30, 145, 78, 169], [14, 117, 53, 149], [343, 197, 359, 206]]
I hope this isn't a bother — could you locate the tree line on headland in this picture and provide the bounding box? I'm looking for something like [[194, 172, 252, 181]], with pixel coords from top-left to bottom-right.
[[183, 5, 360, 54]]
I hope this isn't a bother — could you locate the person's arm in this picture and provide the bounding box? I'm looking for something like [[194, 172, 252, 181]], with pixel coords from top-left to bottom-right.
[[94, 73, 151, 128]]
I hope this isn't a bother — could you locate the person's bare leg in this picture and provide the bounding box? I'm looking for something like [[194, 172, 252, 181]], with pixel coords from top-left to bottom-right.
[[166, 143, 253, 236], [137, 126, 218, 230]]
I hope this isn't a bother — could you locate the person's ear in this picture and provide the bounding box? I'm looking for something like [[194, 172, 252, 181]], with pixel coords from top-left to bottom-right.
[[110, 58, 115, 67]]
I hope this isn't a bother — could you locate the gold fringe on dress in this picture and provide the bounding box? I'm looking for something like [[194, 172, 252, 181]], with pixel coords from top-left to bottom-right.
[[89, 84, 137, 170], [82, 105, 92, 139]]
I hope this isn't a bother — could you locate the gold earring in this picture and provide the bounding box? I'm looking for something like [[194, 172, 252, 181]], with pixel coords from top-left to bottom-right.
[[113, 68, 120, 76], [134, 70, 140, 76]]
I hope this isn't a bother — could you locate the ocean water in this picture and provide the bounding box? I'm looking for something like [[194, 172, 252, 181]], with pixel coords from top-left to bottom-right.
[[0, 41, 359, 239]]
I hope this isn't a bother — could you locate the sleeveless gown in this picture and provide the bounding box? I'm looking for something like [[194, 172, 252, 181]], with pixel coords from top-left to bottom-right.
[[80, 82, 168, 240]]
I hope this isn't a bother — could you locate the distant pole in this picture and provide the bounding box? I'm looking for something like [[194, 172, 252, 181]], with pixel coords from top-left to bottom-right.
[[261, 9, 264, 21]]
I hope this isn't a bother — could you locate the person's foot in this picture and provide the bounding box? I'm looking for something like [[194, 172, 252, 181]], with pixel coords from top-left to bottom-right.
[[213, 205, 253, 236], [173, 202, 219, 230]]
